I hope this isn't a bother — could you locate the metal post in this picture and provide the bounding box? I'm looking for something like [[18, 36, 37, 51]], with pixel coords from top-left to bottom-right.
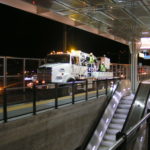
[[85, 79, 88, 101], [55, 83, 58, 109], [3, 88, 7, 123], [3, 57, 7, 88], [33, 84, 36, 115], [23, 58, 26, 92], [105, 79, 108, 95], [72, 82, 75, 104], [116, 132, 127, 150], [96, 79, 99, 98]]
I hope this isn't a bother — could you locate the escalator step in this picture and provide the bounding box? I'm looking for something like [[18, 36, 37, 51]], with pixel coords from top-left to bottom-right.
[[113, 114, 127, 119], [106, 128, 119, 134], [111, 118, 125, 124], [120, 100, 132, 105], [116, 108, 129, 114], [103, 134, 116, 141], [122, 94, 134, 100], [101, 140, 114, 147], [99, 146, 109, 150], [109, 123, 123, 130], [118, 104, 131, 109]]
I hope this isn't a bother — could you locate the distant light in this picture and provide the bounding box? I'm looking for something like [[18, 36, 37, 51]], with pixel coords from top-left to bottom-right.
[[0, 87, 4, 91], [32, 0, 36, 5], [42, 80, 45, 84], [144, 55, 150, 59], [142, 32, 149, 35], [139, 52, 144, 58], [140, 37, 150, 49]]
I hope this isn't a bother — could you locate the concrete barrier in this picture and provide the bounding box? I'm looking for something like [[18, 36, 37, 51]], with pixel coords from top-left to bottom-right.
[[0, 96, 106, 150]]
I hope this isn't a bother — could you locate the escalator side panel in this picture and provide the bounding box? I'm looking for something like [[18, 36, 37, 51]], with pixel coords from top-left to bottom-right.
[[123, 83, 150, 133]]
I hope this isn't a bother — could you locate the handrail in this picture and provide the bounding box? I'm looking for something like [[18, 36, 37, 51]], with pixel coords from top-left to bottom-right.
[[78, 80, 120, 150], [1, 77, 120, 123], [121, 82, 141, 131], [109, 112, 150, 150]]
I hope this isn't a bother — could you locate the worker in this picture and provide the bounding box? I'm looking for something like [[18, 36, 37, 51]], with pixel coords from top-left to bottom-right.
[[89, 53, 95, 64], [88, 53, 96, 76], [100, 62, 106, 72]]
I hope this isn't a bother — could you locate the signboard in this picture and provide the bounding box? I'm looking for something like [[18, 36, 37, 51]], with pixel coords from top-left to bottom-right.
[[139, 52, 144, 58], [140, 37, 150, 49], [144, 55, 150, 59]]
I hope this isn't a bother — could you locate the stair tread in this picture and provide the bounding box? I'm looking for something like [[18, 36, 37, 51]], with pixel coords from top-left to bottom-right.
[[109, 123, 123, 130], [101, 140, 114, 147], [116, 108, 129, 114], [111, 118, 125, 124], [99, 146, 109, 150], [106, 128, 119, 134], [120, 100, 132, 104], [122, 94, 134, 100], [114, 114, 127, 119], [103, 134, 116, 141]]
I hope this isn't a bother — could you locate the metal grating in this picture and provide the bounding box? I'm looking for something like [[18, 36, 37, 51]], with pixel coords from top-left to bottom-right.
[[1, 0, 150, 43]]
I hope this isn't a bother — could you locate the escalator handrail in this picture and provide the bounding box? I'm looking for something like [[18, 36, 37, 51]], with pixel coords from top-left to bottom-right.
[[121, 82, 142, 131], [121, 82, 150, 133], [109, 112, 150, 150], [78, 81, 120, 150]]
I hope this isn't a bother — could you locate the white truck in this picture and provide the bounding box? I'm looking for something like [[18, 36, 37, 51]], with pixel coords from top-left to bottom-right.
[[36, 50, 113, 85]]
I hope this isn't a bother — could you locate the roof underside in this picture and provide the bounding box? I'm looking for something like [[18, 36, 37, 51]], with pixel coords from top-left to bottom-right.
[[1, 0, 150, 45]]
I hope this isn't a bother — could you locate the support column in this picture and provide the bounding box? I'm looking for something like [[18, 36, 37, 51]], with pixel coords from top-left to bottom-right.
[[129, 41, 139, 93]]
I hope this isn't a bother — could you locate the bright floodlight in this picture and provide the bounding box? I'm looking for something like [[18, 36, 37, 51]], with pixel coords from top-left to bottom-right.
[[140, 37, 150, 49]]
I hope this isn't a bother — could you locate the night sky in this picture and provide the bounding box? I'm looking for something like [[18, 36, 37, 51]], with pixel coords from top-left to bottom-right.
[[0, 3, 147, 65]]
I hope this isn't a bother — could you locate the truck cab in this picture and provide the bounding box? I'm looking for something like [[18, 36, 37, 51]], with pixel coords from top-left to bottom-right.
[[37, 50, 89, 83]]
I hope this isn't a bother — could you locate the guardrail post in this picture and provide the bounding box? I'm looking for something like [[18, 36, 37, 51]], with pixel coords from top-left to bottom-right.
[[116, 132, 127, 150], [105, 79, 108, 95], [33, 84, 36, 115], [96, 79, 99, 99], [72, 81, 75, 104], [55, 83, 58, 109], [3, 88, 7, 123], [85, 79, 88, 101]]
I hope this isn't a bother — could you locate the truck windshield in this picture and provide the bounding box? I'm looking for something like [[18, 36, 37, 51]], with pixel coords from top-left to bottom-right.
[[47, 54, 70, 63]]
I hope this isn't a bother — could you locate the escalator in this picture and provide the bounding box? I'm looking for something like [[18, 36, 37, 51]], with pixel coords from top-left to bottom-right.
[[99, 94, 134, 149], [83, 81, 150, 150]]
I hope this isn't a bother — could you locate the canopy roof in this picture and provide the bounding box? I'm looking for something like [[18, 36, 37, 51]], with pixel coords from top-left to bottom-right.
[[1, 0, 150, 45]]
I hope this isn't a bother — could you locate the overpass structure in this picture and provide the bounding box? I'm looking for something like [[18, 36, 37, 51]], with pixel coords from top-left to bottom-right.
[[1, 0, 150, 92]]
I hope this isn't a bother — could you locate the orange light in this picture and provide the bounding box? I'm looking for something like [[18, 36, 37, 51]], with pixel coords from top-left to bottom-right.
[[56, 51, 63, 54], [27, 82, 33, 88], [35, 80, 39, 84], [0, 87, 4, 91], [42, 80, 45, 84]]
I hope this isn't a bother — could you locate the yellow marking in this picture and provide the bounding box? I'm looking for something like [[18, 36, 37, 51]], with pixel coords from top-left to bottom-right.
[[0, 89, 105, 113]]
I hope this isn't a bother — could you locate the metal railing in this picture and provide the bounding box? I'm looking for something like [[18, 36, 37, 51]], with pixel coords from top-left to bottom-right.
[[0, 78, 121, 123], [109, 112, 150, 150]]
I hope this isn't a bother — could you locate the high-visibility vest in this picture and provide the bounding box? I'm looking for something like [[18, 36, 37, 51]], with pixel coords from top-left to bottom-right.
[[100, 64, 106, 72], [89, 56, 94, 63]]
